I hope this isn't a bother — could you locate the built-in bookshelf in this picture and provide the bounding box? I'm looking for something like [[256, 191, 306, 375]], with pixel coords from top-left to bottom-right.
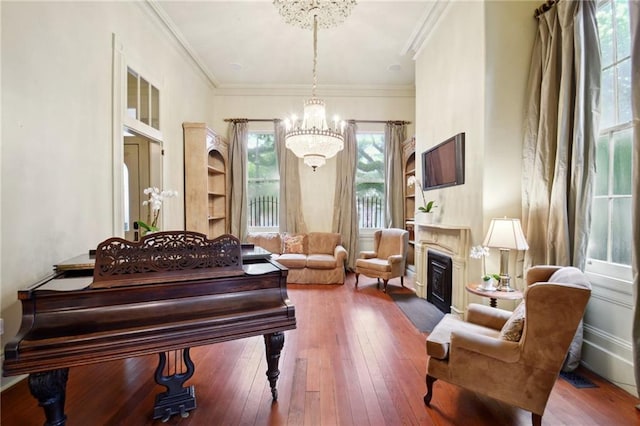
[[183, 122, 229, 238], [403, 136, 416, 270]]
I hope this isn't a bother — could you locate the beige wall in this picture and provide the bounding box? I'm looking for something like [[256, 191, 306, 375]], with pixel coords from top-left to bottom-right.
[[415, 1, 487, 280], [0, 1, 214, 378], [212, 91, 415, 231], [414, 1, 535, 282]]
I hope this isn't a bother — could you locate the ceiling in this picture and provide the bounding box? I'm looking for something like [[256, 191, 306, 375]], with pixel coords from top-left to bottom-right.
[[153, 1, 440, 90]]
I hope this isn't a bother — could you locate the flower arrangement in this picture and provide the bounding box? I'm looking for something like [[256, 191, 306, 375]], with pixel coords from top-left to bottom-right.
[[407, 175, 437, 213], [136, 187, 178, 235], [469, 245, 500, 284]]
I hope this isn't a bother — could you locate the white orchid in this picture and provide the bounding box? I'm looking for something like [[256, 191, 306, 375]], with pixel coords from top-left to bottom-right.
[[407, 175, 437, 213], [469, 245, 490, 259], [138, 187, 178, 235], [470, 245, 496, 281]]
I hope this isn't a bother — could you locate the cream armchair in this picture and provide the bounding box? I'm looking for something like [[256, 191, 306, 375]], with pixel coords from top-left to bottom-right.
[[355, 228, 409, 293], [424, 266, 591, 426]]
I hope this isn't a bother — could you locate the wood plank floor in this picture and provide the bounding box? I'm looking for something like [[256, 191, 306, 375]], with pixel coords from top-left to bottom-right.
[[2, 273, 639, 425]]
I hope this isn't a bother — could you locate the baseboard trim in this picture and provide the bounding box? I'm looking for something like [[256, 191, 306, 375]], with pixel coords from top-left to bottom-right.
[[581, 339, 637, 397]]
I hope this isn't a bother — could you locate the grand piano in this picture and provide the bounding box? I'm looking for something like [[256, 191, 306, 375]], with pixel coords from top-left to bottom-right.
[[3, 231, 296, 425]]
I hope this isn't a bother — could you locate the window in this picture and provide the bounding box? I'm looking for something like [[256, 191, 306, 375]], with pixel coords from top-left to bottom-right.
[[587, 0, 632, 277], [127, 68, 160, 130], [356, 133, 385, 228], [247, 132, 279, 228]]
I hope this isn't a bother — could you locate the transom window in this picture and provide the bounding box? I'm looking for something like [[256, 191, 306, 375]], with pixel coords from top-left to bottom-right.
[[587, 0, 632, 276], [356, 133, 385, 228], [126, 68, 160, 130], [247, 132, 279, 228]]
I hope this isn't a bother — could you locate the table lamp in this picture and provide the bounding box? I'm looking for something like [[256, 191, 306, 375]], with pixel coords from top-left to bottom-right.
[[482, 218, 529, 292]]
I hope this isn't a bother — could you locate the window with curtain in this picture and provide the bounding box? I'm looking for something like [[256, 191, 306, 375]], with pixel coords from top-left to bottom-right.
[[247, 132, 279, 228], [587, 0, 632, 279], [356, 132, 385, 228]]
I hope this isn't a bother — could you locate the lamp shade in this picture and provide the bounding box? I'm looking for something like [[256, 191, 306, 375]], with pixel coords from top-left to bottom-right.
[[483, 218, 529, 250]]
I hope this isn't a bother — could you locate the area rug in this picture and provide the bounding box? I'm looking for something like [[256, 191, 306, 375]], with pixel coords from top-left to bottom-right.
[[559, 371, 598, 389], [389, 292, 444, 333]]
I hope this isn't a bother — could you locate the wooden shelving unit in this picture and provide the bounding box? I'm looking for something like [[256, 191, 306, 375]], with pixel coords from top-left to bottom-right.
[[403, 137, 416, 270], [183, 122, 229, 238]]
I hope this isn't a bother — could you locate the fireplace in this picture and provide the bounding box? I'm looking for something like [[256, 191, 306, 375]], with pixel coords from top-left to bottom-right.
[[427, 250, 452, 314], [414, 223, 470, 318]]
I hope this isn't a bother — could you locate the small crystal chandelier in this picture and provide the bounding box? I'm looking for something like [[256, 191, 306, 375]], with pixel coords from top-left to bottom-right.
[[274, 0, 357, 171]]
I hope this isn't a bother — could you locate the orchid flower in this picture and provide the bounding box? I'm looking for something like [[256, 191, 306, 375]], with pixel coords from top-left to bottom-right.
[[137, 187, 178, 235]]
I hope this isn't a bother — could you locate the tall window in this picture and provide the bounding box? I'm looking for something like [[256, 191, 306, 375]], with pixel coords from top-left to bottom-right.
[[247, 132, 279, 228], [587, 0, 632, 276], [356, 133, 385, 228]]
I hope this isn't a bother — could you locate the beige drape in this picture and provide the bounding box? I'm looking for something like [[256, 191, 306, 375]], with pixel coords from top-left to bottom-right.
[[332, 122, 358, 270], [522, 0, 600, 271], [275, 120, 307, 234], [228, 121, 248, 241], [384, 123, 406, 228], [628, 0, 640, 400]]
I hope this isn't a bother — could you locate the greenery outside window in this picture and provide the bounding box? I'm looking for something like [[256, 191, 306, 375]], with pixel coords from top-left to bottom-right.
[[587, 0, 632, 280], [247, 133, 279, 228], [356, 133, 385, 228]]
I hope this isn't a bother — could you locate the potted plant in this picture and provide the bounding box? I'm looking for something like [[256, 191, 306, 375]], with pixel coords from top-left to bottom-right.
[[136, 187, 179, 236], [408, 176, 437, 223], [469, 245, 499, 290]]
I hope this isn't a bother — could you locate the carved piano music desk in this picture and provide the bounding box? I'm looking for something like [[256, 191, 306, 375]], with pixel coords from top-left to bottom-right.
[[3, 231, 296, 425]]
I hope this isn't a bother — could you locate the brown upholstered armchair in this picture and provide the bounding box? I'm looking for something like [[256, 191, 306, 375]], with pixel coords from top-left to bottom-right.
[[355, 228, 409, 293], [424, 266, 591, 426]]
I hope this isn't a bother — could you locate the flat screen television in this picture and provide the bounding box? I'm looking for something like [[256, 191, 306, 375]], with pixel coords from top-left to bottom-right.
[[422, 132, 465, 191]]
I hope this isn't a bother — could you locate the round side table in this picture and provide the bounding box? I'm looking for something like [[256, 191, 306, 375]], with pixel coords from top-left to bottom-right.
[[465, 284, 523, 308]]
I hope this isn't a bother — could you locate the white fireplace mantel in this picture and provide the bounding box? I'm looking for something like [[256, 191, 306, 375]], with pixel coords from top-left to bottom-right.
[[414, 222, 470, 318]]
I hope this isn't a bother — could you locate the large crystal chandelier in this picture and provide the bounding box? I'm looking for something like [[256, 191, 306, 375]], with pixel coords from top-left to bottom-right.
[[274, 0, 357, 171]]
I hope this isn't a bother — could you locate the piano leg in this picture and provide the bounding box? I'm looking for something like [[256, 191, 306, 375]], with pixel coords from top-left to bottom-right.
[[28, 368, 69, 426], [264, 332, 285, 401]]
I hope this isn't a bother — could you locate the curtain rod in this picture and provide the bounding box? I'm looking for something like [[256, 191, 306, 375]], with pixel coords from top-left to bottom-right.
[[224, 118, 411, 125], [534, 0, 559, 18], [224, 118, 280, 123], [347, 120, 411, 125]]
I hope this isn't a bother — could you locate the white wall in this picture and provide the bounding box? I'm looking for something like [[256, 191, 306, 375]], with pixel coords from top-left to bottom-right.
[[415, 1, 536, 288], [415, 1, 486, 282], [0, 1, 214, 384], [212, 90, 415, 232]]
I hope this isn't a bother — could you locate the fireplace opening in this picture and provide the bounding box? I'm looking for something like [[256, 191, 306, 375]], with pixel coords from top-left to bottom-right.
[[427, 250, 453, 314]]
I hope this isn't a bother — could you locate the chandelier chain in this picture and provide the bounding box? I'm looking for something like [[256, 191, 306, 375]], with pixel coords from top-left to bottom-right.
[[312, 14, 318, 98]]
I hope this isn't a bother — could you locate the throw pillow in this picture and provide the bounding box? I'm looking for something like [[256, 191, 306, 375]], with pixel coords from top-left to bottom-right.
[[283, 234, 305, 254], [500, 301, 526, 342]]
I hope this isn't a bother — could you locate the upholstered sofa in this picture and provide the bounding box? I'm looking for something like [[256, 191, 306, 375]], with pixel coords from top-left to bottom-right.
[[246, 232, 347, 284]]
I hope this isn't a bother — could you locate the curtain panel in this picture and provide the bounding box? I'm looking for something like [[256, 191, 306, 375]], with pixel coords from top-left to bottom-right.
[[628, 0, 640, 400], [228, 121, 248, 241], [522, 0, 600, 271], [332, 122, 358, 270], [384, 123, 406, 228], [275, 120, 307, 234]]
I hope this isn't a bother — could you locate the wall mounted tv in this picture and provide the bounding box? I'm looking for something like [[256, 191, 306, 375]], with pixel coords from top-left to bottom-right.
[[422, 132, 465, 191]]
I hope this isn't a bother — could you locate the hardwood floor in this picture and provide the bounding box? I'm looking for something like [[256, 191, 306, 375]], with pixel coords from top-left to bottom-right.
[[2, 273, 639, 425]]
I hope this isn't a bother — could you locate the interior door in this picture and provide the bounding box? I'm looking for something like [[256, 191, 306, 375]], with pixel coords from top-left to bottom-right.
[[124, 144, 141, 241], [124, 136, 151, 241]]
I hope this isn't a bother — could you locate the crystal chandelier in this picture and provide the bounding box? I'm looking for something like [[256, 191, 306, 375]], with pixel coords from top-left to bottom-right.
[[274, 0, 357, 171]]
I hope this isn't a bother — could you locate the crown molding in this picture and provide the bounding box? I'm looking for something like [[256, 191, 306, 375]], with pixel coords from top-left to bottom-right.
[[144, 0, 219, 88], [213, 84, 415, 98], [401, 0, 450, 59]]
